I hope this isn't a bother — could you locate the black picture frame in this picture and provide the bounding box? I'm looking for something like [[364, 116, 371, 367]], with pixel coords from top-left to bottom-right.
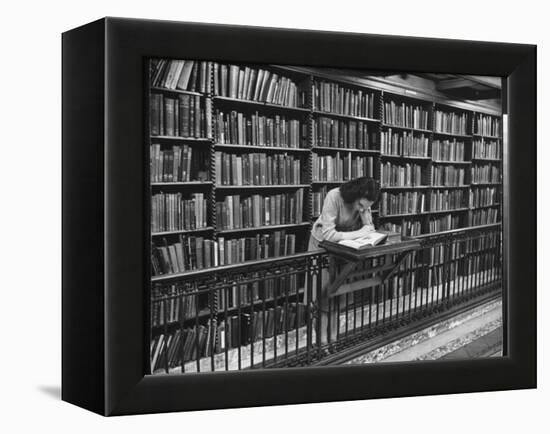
[[62, 17, 536, 416]]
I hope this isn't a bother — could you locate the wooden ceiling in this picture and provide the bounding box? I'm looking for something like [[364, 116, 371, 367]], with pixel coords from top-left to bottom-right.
[[419, 73, 501, 100]]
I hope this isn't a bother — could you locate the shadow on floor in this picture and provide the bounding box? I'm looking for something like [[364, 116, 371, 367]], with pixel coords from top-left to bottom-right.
[[38, 385, 61, 400]]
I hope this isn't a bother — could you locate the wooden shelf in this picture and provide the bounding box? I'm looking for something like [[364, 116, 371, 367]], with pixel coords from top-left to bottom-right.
[[217, 222, 311, 234], [311, 209, 379, 220], [150, 135, 212, 142], [312, 109, 380, 123], [414, 222, 502, 239], [381, 185, 430, 190], [311, 180, 347, 185], [470, 204, 500, 209], [380, 154, 430, 161], [151, 181, 213, 187], [431, 160, 471, 165], [381, 123, 432, 134], [472, 133, 501, 140], [215, 184, 309, 190], [152, 227, 215, 237], [214, 143, 310, 153], [151, 252, 309, 282], [471, 157, 501, 162], [213, 95, 310, 113], [470, 182, 501, 186], [312, 146, 380, 154], [431, 185, 469, 189], [428, 208, 470, 214], [151, 308, 214, 327], [150, 86, 204, 97], [432, 131, 472, 139], [379, 212, 429, 218]]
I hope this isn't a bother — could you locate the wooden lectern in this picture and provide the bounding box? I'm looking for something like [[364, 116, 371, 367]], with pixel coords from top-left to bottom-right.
[[320, 236, 421, 299]]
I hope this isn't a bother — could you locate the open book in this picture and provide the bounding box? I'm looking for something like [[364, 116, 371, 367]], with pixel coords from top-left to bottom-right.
[[338, 231, 388, 250]]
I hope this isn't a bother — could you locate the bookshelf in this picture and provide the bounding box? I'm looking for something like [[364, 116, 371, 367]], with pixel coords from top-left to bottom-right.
[[148, 58, 503, 274], [147, 59, 503, 372]]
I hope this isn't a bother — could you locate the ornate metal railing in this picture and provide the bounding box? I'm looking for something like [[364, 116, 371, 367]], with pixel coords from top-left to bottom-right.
[[149, 224, 502, 373]]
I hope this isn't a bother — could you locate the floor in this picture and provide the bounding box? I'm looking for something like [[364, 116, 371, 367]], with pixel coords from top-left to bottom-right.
[[345, 298, 503, 364]]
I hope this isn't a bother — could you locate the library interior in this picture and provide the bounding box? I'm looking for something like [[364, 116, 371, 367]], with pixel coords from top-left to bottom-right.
[[148, 60, 503, 373]]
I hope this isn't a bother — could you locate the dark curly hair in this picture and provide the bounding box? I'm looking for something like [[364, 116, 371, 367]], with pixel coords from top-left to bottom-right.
[[339, 177, 379, 204]]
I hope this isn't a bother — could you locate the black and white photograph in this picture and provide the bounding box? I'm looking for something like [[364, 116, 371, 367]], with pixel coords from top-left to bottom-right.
[[147, 60, 505, 374], [3, 0, 544, 429], [58, 16, 536, 417]]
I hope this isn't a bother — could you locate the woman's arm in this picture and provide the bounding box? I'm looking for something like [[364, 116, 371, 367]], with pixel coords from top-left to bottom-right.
[[359, 207, 375, 231]]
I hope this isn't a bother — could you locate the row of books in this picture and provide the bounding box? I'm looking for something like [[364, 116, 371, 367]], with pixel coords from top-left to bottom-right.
[[152, 274, 301, 328], [216, 274, 299, 312], [470, 187, 498, 208], [216, 191, 304, 229], [312, 186, 328, 218], [474, 114, 501, 137], [381, 162, 425, 187], [216, 232, 297, 266], [425, 266, 447, 289], [380, 191, 426, 216], [422, 230, 500, 266], [422, 244, 449, 267], [151, 283, 200, 327], [150, 59, 212, 93], [150, 144, 210, 183], [385, 273, 417, 298], [213, 63, 306, 108], [311, 154, 375, 182], [467, 208, 499, 226], [152, 236, 217, 275], [150, 324, 211, 372], [312, 116, 377, 149], [429, 189, 466, 211], [313, 81, 376, 118], [380, 220, 423, 237], [213, 110, 306, 148], [473, 139, 500, 160], [463, 231, 500, 251], [217, 303, 308, 350], [151, 193, 208, 233], [152, 230, 300, 276], [150, 93, 210, 138], [151, 302, 309, 371], [215, 152, 302, 186], [432, 166, 466, 187], [380, 130, 429, 157], [434, 110, 468, 135], [428, 214, 461, 233], [431, 139, 466, 162], [383, 101, 430, 130], [459, 255, 499, 279], [471, 164, 500, 183]]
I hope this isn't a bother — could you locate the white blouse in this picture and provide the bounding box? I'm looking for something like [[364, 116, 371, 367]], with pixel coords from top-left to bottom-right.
[[310, 187, 374, 243]]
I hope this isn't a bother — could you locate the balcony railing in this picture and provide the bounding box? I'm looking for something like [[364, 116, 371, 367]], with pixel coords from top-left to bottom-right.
[[149, 224, 502, 374]]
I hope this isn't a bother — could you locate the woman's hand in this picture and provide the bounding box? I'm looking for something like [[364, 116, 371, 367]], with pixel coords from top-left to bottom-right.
[[357, 224, 375, 237], [335, 224, 376, 241]]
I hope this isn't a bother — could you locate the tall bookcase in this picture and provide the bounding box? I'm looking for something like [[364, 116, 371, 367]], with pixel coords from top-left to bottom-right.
[[147, 59, 503, 372]]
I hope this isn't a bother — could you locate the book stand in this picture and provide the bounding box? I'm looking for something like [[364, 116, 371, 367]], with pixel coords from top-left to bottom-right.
[[320, 238, 421, 298]]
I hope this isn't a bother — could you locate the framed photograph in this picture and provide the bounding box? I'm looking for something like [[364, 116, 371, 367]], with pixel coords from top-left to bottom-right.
[[62, 17, 536, 416]]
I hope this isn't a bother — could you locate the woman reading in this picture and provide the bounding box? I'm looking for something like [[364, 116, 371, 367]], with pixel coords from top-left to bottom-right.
[[308, 177, 380, 344]]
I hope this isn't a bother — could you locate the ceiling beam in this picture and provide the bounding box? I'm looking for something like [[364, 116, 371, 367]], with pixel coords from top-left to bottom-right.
[[437, 78, 470, 90], [442, 87, 501, 100]]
